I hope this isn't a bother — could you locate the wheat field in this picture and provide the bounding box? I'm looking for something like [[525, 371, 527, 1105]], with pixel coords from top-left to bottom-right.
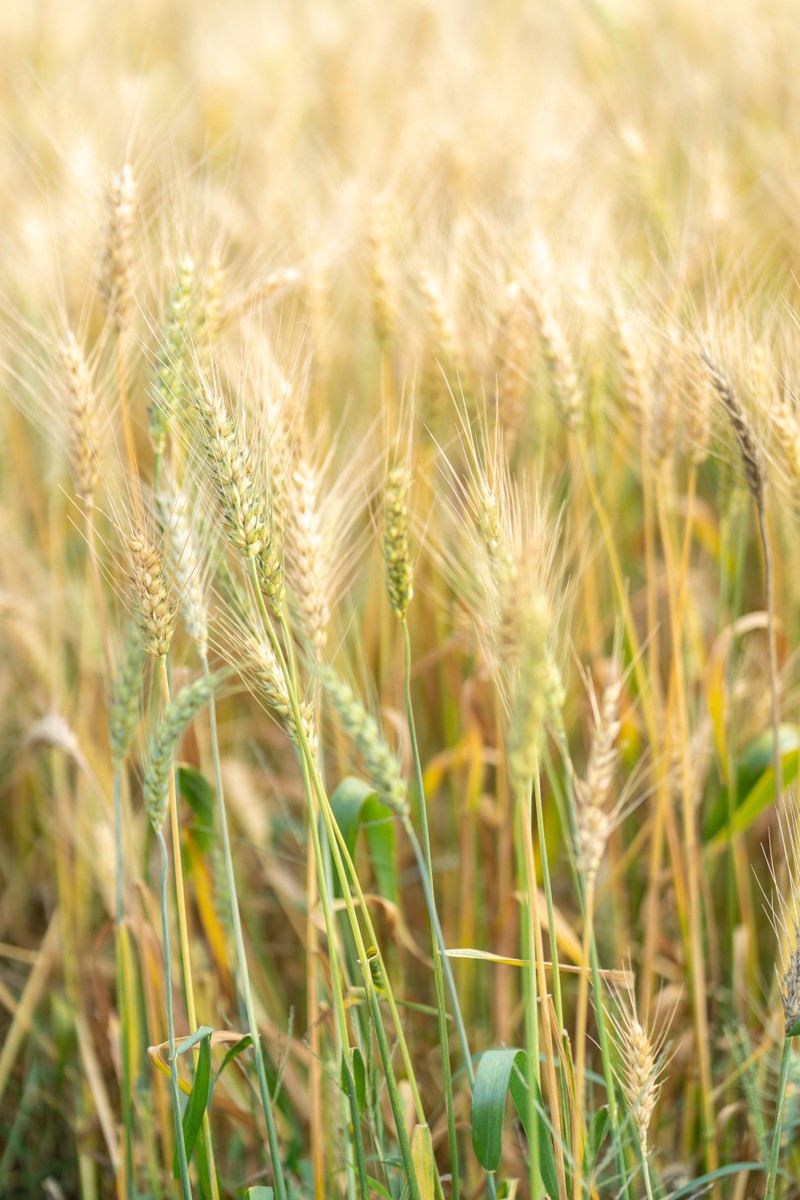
[[2, 1, 800, 1197]]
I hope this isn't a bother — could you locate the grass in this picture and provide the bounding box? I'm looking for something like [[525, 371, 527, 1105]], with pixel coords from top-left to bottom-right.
[[3, 1, 800, 1197]]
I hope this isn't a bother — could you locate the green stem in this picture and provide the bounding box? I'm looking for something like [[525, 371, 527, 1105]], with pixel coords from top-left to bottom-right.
[[515, 782, 542, 1199], [296, 731, 369, 1200], [113, 767, 134, 1198], [400, 621, 461, 1200], [533, 765, 563, 1035], [756, 500, 782, 804], [248, 570, 421, 1198], [548, 727, 630, 1200], [156, 828, 192, 1200], [765, 1037, 792, 1200], [641, 1136, 655, 1200], [160, 661, 220, 1200], [200, 653, 288, 1200], [572, 880, 595, 1200]]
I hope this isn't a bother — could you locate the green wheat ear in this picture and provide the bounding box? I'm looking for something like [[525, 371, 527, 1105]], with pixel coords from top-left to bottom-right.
[[318, 665, 409, 817], [143, 672, 223, 830], [383, 466, 413, 620], [109, 624, 146, 766]]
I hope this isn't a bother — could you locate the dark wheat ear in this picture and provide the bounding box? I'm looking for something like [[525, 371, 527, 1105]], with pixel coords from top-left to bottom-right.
[[702, 346, 781, 802], [701, 349, 764, 508]]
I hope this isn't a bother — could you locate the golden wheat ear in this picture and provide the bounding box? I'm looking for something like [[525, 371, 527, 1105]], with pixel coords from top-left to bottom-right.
[[100, 164, 136, 332]]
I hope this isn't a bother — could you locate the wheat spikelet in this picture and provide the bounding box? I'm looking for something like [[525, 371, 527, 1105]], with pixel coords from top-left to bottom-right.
[[143, 673, 221, 830], [702, 350, 764, 508], [419, 269, 459, 417], [100, 164, 136, 330], [646, 342, 681, 470], [444, 421, 562, 725], [212, 573, 314, 746], [368, 194, 396, 348], [611, 301, 649, 422], [760, 795, 800, 1037], [682, 351, 713, 466], [609, 982, 666, 1152], [248, 626, 314, 748], [58, 330, 100, 505], [528, 284, 583, 431], [476, 480, 510, 582], [109, 624, 146, 765], [128, 527, 178, 659], [506, 590, 554, 786], [192, 387, 269, 558], [285, 454, 330, 657], [574, 666, 622, 884], [319, 666, 408, 816], [193, 255, 226, 377], [149, 256, 196, 456], [493, 280, 529, 445], [382, 466, 413, 620], [157, 485, 209, 656], [767, 363, 800, 493]]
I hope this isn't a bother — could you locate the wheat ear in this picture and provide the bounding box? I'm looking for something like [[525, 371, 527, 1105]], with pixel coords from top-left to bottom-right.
[[703, 350, 780, 801]]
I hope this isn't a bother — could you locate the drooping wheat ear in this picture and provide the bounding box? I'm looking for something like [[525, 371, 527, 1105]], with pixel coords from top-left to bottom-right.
[[609, 982, 666, 1155], [100, 164, 136, 330], [507, 589, 554, 787], [58, 331, 100, 505], [157, 486, 209, 657], [143, 673, 221, 830], [128, 527, 178, 658], [611, 301, 648, 422], [319, 666, 409, 816], [382, 467, 413, 620], [285, 454, 330, 657], [574, 669, 622, 885], [702, 350, 764, 509], [236, 619, 316, 748], [528, 284, 583, 431], [493, 280, 529, 445], [704, 348, 781, 803], [368, 194, 396, 347], [109, 624, 146, 765], [149, 256, 195, 456]]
